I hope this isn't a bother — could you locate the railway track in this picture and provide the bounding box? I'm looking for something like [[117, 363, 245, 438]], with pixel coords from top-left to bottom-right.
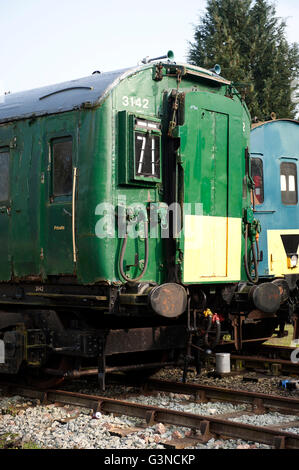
[[200, 344, 299, 376], [0, 344, 298, 449], [141, 378, 299, 414], [1, 380, 299, 449]]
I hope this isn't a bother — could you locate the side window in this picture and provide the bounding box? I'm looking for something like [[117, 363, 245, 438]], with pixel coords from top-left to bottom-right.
[[251, 158, 264, 205], [133, 118, 161, 181], [280, 162, 298, 205], [51, 137, 73, 199], [0, 149, 9, 202], [135, 132, 161, 178]]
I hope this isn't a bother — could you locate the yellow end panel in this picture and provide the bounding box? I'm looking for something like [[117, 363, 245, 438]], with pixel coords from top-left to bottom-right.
[[267, 229, 299, 276], [183, 215, 241, 283]]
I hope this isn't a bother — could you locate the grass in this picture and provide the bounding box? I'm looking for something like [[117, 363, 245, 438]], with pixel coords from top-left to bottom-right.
[[22, 442, 43, 449], [0, 404, 43, 449], [0, 433, 42, 449]]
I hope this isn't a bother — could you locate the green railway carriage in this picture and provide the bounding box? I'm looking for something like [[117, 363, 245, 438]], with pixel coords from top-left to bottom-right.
[[0, 58, 282, 386]]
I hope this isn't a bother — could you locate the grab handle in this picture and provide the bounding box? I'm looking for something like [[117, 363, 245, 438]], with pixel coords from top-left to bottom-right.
[[72, 167, 78, 263]]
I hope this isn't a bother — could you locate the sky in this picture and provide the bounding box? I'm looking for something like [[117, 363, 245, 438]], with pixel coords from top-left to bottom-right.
[[0, 0, 298, 94]]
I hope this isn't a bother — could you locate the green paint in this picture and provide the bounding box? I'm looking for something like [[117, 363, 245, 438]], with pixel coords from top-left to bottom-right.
[[0, 63, 253, 285]]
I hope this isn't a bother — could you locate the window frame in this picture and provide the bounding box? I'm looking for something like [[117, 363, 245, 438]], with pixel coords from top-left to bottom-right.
[[118, 111, 162, 186], [50, 136, 73, 203], [132, 117, 162, 183], [280, 161, 298, 206], [250, 157, 264, 205]]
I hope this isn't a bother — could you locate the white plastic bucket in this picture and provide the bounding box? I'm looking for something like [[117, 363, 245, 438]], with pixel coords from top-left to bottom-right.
[[215, 353, 231, 373]]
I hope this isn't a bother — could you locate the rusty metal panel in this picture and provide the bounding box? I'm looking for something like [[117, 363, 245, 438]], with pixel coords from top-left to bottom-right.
[[104, 326, 187, 355]]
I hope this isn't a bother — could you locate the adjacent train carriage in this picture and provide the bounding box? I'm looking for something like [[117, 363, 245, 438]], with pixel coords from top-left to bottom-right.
[[0, 58, 281, 386], [251, 119, 299, 338]]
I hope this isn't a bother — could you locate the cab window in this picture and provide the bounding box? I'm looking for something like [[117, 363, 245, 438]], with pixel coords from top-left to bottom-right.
[[251, 158, 264, 205], [280, 162, 298, 205]]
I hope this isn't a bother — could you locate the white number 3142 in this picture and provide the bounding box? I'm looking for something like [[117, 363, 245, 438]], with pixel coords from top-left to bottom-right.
[[122, 96, 149, 109]]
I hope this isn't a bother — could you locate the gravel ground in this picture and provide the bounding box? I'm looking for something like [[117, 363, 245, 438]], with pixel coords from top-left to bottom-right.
[[282, 427, 299, 434], [228, 412, 298, 426], [0, 377, 298, 450], [125, 391, 249, 416], [0, 393, 270, 450], [154, 367, 299, 398]]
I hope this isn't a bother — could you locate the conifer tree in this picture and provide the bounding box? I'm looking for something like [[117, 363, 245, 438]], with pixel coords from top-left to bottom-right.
[[188, 0, 299, 120]]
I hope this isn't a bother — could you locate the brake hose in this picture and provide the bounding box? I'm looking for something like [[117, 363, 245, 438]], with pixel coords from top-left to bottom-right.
[[212, 317, 221, 348], [204, 314, 221, 349], [244, 223, 259, 284], [204, 315, 212, 348], [119, 220, 149, 282]]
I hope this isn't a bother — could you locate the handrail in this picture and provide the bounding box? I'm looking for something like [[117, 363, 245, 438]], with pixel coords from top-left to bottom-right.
[[72, 167, 78, 263]]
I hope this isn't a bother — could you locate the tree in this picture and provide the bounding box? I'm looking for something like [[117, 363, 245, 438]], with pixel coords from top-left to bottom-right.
[[188, 0, 299, 120]]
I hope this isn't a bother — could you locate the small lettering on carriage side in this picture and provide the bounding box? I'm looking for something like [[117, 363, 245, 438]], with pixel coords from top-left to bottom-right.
[[54, 225, 65, 230]]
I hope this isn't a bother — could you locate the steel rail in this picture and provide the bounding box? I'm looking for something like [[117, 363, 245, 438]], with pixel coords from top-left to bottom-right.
[[229, 353, 299, 374], [216, 344, 296, 357], [259, 345, 296, 354], [1, 383, 299, 449], [144, 378, 299, 414], [43, 362, 176, 377]]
